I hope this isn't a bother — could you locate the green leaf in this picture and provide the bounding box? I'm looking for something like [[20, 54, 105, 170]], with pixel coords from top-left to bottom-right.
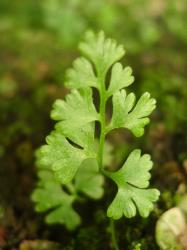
[[31, 170, 81, 230], [75, 158, 104, 199], [107, 150, 160, 219], [36, 131, 88, 183], [51, 88, 98, 150], [38, 88, 99, 184], [46, 205, 80, 230], [103, 141, 113, 166], [107, 63, 134, 97], [108, 90, 156, 137], [79, 30, 125, 74], [33, 31, 159, 228], [32, 158, 104, 229], [65, 57, 97, 89], [133, 243, 142, 250]]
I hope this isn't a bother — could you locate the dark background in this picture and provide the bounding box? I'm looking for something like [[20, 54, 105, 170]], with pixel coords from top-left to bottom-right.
[[0, 0, 187, 249]]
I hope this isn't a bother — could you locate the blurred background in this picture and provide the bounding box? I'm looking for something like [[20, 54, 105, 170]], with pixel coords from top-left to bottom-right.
[[0, 0, 187, 249]]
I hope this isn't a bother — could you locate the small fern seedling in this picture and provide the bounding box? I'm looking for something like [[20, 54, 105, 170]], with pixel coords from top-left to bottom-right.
[[32, 31, 160, 249]]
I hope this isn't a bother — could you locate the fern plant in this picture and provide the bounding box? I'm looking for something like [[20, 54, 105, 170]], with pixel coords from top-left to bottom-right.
[[32, 31, 160, 249]]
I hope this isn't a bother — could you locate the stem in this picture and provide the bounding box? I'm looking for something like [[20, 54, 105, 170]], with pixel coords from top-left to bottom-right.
[[98, 72, 106, 170], [110, 218, 119, 250], [97, 71, 120, 250]]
